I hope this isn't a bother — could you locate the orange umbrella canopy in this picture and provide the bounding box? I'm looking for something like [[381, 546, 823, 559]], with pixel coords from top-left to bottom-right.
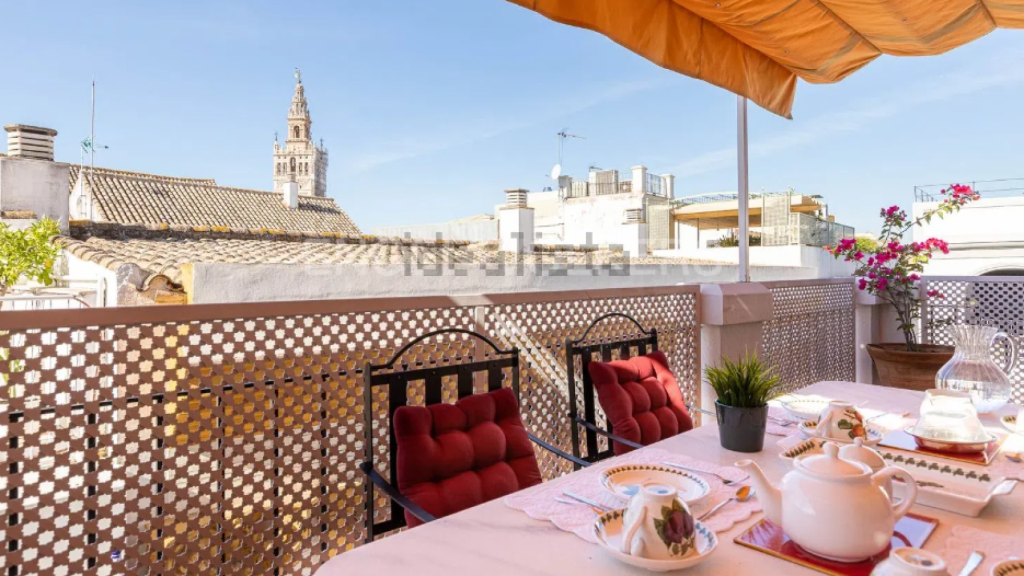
[[507, 0, 1024, 118]]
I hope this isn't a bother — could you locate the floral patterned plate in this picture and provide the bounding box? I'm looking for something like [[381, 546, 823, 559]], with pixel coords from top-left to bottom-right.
[[993, 559, 1024, 576], [798, 419, 885, 446], [1002, 414, 1019, 434], [593, 510, 718, 572], [600, 464, 711, 506], [904, 426, 999, 454]]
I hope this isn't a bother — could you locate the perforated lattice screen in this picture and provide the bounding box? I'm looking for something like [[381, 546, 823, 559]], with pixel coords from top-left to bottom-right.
[[762, 280, 856, 394], [921, 276, 1024, 404], [1, 287, 700, 576]]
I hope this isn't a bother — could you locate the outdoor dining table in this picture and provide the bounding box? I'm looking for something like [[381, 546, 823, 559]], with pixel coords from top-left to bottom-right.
[[317, 381, 1023, 575]]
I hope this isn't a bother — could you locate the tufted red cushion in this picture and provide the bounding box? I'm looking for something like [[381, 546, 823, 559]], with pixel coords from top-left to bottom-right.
[[393, 387, 543, 527], [587, 351, 694, 455]]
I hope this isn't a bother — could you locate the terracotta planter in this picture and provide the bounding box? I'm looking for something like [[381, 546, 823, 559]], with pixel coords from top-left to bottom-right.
[[865, 343, 954, 391]]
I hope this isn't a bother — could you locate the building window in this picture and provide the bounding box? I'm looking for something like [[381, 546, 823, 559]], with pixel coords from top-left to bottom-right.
[[276, 163, 281, 175], [290, 158, 296, 173], [293, 126, 301, 139]]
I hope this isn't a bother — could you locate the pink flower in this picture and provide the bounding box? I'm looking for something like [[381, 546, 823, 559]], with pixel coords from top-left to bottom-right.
[[853, 251, 864, 260], [885, 205, 900, 217], [858, 278, 868, 290], [876, 278, 889, 290], [908, 273, 920, 281], [926, 289, 946, 300]]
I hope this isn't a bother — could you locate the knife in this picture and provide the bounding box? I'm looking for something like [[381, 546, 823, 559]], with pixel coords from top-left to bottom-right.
[[562, 491, 612, 511], [957, 551, 984, 576]]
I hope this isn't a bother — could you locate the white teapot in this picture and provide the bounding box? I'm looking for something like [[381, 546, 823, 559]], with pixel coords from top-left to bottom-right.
[[620, 484, 696, 560], [737, 442, 918, 563]]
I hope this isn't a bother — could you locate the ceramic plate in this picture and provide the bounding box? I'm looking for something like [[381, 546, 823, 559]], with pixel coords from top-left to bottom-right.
[[798, 419, 884, 446], [600, 464, 711, 506], [904, 426, 999, 454], [778, 437, 829, 461], [779, 398, 831, 421], [993, 560, 1024, 576], [1002, 414, 1019, 434], [880, 449, 1016, 517], [593, 510, 718, 573]]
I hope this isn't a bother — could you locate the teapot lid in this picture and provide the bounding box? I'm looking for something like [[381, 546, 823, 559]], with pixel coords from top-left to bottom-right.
[[838, 437, 886, 469], [797, 442, 869, 477]]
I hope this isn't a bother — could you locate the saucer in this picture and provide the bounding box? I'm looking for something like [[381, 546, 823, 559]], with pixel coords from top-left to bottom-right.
[[593, 509, 718, 572], [780, 397, 831, 421], [1002, 414, 1019, 434], [904, 426, 999, 454], [993, 559, 1024, 576], [798, 419, 884, 446], [600, 464, 711, 506]]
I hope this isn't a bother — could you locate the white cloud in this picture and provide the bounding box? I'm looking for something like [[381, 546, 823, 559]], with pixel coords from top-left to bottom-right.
[[343, 78, 670, 173], [669, 48, 1024, 177]]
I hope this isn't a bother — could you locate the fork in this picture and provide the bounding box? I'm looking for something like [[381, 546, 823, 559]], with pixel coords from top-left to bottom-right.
[[661, 461, 749, 486], [768, 416, 799, 427]]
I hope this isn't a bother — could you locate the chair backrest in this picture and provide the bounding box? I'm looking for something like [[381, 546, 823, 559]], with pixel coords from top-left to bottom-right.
[[362, 328, 519, 539], [565, 312, 657, 464]]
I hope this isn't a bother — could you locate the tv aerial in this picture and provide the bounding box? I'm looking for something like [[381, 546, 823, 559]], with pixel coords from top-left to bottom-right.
[[551, 128, 586, 180]]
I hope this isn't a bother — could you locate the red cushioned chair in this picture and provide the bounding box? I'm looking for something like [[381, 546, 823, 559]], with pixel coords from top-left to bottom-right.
[[360, 328, 587, 541], [565, 313, 711, 465]]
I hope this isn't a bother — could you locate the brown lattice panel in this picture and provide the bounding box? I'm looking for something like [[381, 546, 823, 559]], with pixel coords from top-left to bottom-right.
[[0, 287, 701, 576], [921, 276, 1024, 403], [761, 279, 856, 394]]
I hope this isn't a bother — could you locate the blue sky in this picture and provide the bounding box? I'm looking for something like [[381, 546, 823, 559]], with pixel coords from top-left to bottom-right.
[[3, 0, 1023, 233]]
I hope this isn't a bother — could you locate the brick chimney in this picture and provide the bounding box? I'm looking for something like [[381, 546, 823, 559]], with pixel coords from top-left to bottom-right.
[[5, 125, 58, 161]]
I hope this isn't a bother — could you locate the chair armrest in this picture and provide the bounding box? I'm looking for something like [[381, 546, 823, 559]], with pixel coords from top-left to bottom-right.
[[687, 403, 716, 417], [527, 432, 590, 468], [359, 462, 437, 524], [574, 417, 644, 450]]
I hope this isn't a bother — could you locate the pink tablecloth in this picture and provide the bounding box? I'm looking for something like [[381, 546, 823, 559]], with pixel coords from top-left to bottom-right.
[[504, 447, 761, 543]]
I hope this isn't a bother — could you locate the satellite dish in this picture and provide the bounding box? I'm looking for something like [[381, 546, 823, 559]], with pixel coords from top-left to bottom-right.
[[551, 164, 562, 180]]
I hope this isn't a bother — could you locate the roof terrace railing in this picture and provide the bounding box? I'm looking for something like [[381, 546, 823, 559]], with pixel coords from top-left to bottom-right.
[[0, 285, 701, 576], [914, 178, 1024, 203]]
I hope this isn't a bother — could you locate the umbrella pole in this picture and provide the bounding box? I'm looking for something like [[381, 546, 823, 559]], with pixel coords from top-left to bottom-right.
[[736, 95, 750, 282]]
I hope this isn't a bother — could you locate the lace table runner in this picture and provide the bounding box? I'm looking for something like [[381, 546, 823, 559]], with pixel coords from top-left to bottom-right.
[[504, 448, 761, 544]]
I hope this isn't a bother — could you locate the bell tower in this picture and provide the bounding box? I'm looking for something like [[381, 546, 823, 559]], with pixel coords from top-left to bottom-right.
[[273, 69, 329, 197]]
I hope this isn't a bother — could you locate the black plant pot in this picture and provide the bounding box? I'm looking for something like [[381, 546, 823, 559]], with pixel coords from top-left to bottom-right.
[[715, 401, 768, 453]]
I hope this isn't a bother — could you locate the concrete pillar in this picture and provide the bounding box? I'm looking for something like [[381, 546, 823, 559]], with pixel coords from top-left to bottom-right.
[[621, 208, 648, 257], [699, 283, 774, 416], [662, 174, 675, 199], [854, 289, 903, 384], [498, 189, 534, 254], [632, 165, 647, 195]]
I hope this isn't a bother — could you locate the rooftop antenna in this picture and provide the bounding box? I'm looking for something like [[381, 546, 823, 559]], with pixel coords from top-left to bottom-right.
[[552, 128, 586, 181]]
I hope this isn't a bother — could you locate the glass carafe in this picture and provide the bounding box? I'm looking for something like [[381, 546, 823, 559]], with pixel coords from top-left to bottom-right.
[[935, 324, 1017, 414]]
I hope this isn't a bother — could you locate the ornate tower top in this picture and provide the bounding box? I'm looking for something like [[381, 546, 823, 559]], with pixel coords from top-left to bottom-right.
[[274, 69, 328, 197], [289, 68, 309, 121]]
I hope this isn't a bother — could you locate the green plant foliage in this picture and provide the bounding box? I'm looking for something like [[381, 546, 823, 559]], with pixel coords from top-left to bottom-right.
[[704, 353, 782, 408], [853, 236, 879, 253], [0, 218, 60, 297]]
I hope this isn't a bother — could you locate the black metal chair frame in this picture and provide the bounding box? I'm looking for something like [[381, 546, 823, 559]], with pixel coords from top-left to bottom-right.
[[565, 313, 713, 467], [360, 328, 587, 542]]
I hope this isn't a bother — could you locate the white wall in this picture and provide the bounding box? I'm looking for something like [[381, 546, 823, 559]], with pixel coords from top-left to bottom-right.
[[914, 196, 1024, 275], [653, 245, 856, 278], [0, 157, 70, 230], [65, 254, 119, 307], [188, 261, 818, 304], [371, 220, 498, 243]]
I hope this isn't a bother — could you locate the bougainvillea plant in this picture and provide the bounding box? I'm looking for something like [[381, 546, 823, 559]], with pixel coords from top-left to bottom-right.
[[826, 184, 979, 352]]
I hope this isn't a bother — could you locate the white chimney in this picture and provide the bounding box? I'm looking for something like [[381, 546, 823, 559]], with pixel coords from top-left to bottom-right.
[[283, 177, 299, 209], [631, 165, 647, 195], [499, 189, 534, 254], [5, 125, 57, 161]]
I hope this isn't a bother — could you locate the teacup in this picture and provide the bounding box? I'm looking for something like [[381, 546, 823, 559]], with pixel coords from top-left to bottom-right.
[[870, 548, 949, 576], [814, 400, 867, 442], [620, 483, 696, 560]]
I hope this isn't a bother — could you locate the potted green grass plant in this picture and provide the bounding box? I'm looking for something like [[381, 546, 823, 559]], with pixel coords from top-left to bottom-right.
[[705, 353, 781, 453]]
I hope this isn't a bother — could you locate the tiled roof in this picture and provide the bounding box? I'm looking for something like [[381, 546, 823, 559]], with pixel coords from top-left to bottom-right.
[[58, 222, 708, 289], [67, 165, 360, 235]]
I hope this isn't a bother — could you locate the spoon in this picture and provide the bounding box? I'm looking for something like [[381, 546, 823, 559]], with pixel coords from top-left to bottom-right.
[[698, 485, 755, 522], [1005, 451, 1022, 463]]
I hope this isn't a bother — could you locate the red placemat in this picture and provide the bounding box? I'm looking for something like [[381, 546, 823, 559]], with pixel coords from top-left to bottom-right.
[[879, 429, 1006, 466], [734, 513, 938, 576]]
